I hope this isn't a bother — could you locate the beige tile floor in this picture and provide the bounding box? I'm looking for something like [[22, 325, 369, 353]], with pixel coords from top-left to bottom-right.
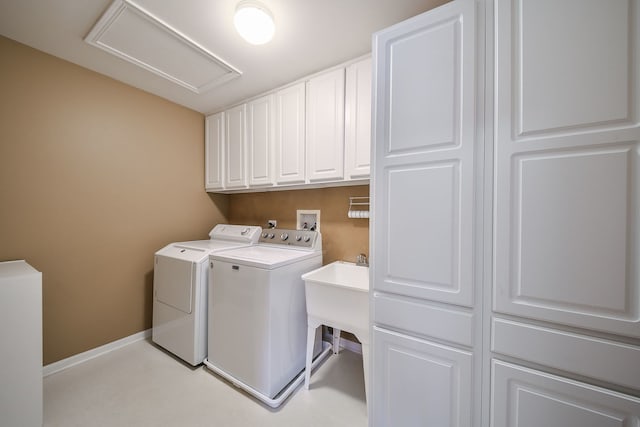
[[44, 339, 367, 426]]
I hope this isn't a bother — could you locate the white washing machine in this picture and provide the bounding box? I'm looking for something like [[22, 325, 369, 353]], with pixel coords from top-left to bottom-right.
[[152, 224, 262, 366], [204, 228, 329, 407]]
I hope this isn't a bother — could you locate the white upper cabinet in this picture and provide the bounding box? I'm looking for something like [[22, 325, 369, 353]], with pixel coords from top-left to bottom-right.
[[205, 112, 224, 191], [345, 57, 372, 180], [306, 68, 345, 182], [224, 104, 247, 189], [205, 56, 372, 193], [246, 95, 275, 187], [275, 83, 306, 184]]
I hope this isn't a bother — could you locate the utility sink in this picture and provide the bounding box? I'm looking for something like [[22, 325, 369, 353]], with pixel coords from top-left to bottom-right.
[[302, 261, 369, 333], [301, 261, 370, 402]]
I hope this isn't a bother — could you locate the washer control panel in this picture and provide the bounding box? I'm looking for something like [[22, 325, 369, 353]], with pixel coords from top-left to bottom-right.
[[259, 228, 318, 248]]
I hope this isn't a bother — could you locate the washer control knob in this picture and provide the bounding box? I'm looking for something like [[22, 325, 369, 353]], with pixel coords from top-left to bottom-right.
[[268, 233, 275, 239], [295, 235, 302, 242], [303, 236, 311, 243], [241, 227, 249, 235], [262, 232, 269, 238], [280, 233, 289, 241]]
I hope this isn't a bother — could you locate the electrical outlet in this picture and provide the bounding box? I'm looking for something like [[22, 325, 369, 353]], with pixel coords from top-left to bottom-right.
[[267, 219, 277, 228]]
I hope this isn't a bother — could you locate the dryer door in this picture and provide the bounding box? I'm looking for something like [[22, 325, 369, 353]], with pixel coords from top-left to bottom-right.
[[154, 253, 198, 314]]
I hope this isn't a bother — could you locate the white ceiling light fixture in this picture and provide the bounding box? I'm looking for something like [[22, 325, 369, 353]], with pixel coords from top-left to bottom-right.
[[234, 0, 275, 45]]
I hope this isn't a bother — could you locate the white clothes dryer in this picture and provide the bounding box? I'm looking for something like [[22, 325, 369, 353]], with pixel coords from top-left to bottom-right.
[[152, 224, 261, 365], [204, 228, 329, 407]]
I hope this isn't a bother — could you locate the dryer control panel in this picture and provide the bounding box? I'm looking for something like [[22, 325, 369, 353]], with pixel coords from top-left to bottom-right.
[[259, 228, 319, 249]]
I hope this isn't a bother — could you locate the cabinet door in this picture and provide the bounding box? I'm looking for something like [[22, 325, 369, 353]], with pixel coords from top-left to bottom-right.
[[345, 57, 372, 180], [371, 0, 478, 307], [224, 104, 247, 189], [205, 112, 224, 191], [247, 95, 274, 187], [275, 83, 306, 184], [371, 0, 479, 425], [372, 327, 472, 427], [306, 68, 345, 182], [493, 0, 640, 337], [492, 360, 640, 427]]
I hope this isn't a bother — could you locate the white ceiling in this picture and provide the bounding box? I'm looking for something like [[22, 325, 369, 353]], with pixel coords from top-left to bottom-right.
[[0, 0, 447, 114]]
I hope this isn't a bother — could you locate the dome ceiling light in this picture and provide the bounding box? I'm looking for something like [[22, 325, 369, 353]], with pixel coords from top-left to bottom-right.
[[234, 1, 275, 45]]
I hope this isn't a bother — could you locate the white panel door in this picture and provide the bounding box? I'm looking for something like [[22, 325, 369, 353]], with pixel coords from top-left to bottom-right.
[[205, 112, 224, 191], [493, 0, 640, 337], [247, 95, 274, 187], [345, 57, 372, 180], [275, 83, 306, 184], [371, 0, 479, 425], [372, 0, 478, 307], [492, 361, 640, 427], [373, 328, 472, 427], [306, 68, 345, 182], [224, 104, 247, 189]]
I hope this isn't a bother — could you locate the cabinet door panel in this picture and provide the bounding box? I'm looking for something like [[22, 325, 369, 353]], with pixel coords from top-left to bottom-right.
[[493, 0, 640, 336], [345, 57, 372, 179], [492, 317, 640, 391], [224, 104, 246, 189], [372, 327, 472, 427], [247, 95, 274, 187], [491, 360, 640, 427], [275, 83, 306, 184], [372, 0, 477, 307], [205, 112, 224, 190], [306, 68, 345, 182]]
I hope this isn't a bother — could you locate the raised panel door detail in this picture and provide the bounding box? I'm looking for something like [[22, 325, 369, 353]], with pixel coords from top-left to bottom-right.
[[224, 104, 246, 188], [376, 163, 468, 302], [491, 360, 640, 427], [496, 0, 639, 140], [306, 68, 345, 182], [247, 95, 274, 187], [345, 57, 372, 179], [386, 16, 460, 154], [510, 0, 633, 136], [373, 327, 472, 427], [495, 145, 640, 336], [275, 83, 306, 184], [205, 112, 224, 190]]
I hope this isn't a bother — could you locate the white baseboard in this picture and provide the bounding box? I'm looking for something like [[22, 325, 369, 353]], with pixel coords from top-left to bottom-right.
[[43, 329, 151, 377], [322, 329, 362, 354], [338, 336, 362, 354]]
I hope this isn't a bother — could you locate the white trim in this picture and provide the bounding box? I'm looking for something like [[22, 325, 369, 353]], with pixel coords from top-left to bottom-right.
[[43, 329, 151, 377], [338, 336, 363, 354], [203, 341, 333, 408], [322, 329, 363, 354]]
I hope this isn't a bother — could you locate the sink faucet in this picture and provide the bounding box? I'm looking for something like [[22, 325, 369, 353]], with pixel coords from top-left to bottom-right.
[[356, 253, 368, 267]]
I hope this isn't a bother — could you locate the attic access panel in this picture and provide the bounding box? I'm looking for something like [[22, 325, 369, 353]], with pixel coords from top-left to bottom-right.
[[85, 0, 241, 94]]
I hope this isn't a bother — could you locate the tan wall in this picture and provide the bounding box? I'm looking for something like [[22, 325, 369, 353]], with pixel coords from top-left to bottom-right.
[[228, 185, 370, 265], [0, 36, 228, 364]]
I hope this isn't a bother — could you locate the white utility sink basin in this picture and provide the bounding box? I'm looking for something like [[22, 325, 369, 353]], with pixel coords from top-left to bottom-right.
[[302, 261, 369, 332], [302, 261, 370, 402]]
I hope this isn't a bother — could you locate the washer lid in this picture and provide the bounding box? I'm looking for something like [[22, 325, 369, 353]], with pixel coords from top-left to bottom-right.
[[209, 246, 320, 269]]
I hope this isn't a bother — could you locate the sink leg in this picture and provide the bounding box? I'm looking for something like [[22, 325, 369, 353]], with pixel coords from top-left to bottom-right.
[[305, 324, 317, 390], [361, 341, 370, 405], [333, 328, 341, 354]]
